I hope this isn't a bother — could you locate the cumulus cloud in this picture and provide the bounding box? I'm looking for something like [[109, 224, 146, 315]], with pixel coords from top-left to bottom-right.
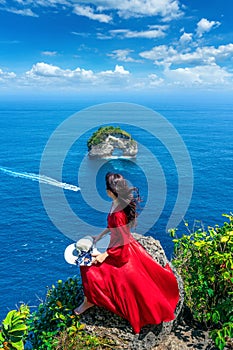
[[196, 18, 221, 37], [140, 45, 177, 65], [26, 62, 95, 79], [73, 5, 112, 23], [24, 62, 130, 89], [164, 64, 233, 86], [179, 32, 193, 45], [140, 43, 233, 67], [93, 0, 183, 21], [99, 64, 130, 76]]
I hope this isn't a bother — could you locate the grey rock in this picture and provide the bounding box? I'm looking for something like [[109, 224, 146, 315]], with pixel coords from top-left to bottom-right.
[[88, 135, 138, 158], [77, 233, 184, 350]]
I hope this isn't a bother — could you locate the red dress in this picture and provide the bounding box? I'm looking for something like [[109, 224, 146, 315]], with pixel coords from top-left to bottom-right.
[[80, 207, 179, 334]]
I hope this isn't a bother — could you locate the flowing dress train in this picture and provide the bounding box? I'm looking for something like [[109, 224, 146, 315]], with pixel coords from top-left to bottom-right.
[[80, 207, 179, 334]]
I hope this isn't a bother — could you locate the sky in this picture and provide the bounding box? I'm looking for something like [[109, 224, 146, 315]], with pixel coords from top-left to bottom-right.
[[0, 0, 233, 100]]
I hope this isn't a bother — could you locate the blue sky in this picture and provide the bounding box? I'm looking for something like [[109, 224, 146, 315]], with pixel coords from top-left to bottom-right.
[[0, 0, 233, 99]]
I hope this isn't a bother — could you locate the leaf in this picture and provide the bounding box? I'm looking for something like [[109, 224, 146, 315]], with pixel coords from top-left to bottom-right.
[[77, 323, 85, 331], [220, 236, 229, 243], [193, 241, 203, 247], [207, 288, 214, 297], [56, 301, 63, 308], [3, 311, 17, 327], [8, 324, 27, 334], [11, 339, 24, 350]]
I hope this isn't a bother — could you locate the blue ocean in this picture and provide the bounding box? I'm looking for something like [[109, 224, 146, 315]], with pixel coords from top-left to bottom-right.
[[0, 99, 232, 321]]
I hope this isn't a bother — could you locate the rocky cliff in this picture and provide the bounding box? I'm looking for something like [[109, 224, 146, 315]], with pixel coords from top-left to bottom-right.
[[88, 134, 138, 158]]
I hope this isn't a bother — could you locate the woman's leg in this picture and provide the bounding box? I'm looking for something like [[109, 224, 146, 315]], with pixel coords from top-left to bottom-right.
[[74, 296, 94, 315]]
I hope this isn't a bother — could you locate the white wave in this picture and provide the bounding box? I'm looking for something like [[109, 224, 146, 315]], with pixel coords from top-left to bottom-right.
[[102, 155, 135, 160], [0, 167, 80, 192]]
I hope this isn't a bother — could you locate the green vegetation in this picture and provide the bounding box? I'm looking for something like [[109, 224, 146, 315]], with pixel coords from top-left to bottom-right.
[[87, 126, 135, 150], [0, 304, 29, 350], [170, 213, 233, 350], [1, 277, 116, 350], [27, 277, 83, 349]]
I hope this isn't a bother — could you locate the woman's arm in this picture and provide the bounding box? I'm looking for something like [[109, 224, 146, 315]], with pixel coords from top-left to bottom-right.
[[93, 227, 110, 243]]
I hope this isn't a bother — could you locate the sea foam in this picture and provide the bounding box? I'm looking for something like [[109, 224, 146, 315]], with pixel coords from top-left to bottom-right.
[[0, 167, 80, 192]]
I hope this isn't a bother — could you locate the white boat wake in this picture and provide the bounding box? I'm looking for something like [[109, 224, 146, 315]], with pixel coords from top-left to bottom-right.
[[0, 167, 80, 192]]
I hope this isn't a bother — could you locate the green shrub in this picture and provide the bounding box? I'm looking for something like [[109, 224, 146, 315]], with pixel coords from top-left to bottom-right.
[[26, 276, 116, 349], [170, 213, 233, 350], [27, 276, 84, 349], [0, 304, 30, 350]]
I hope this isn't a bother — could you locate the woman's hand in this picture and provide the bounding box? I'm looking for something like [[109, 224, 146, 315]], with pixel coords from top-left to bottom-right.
[[92, 252, 109, 265]]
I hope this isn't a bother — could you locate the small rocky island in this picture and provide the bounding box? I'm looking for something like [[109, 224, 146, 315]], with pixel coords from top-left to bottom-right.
[[87, 126, 138, 158]]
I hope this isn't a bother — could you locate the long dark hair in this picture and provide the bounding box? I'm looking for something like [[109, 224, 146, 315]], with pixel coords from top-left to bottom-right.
[[105, 172, 140, 227]]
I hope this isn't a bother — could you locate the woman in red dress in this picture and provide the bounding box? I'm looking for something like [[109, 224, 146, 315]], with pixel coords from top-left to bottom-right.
[[74, 173, 179, 334]]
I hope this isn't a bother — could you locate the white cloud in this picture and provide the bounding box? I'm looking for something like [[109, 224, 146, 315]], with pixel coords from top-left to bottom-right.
[[110, 25, 168, 39], [179, 32, 192, 45], [99, 64, 130, 76], [140, 43, 233, 67], [93, 0, 183, 21], [5, 7, 38, 16], [24, 62, 130, 90], [196, 18, 221, 37], [71, 31, 90, 38], [164, 64, 233, 86], [0, 68, 16, 80], [26, 62, 95, 80], [41, 51, 58, 56], [126, 29, 166, 39], [97, 32, 113, 40], [73, 5, 112, 23], [26, 62, 61, 77], [108, 49, 140, 62], [12, 0, 71, 7], [2, 0, 182, 21], [1, 60, 233, 92], [140, 45, 177, 65], [148, 73, 164, 86]]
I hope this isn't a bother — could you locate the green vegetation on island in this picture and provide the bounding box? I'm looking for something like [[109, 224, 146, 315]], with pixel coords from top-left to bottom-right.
[[87, 126, 135, 151], [0, 214, 232, 350]]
